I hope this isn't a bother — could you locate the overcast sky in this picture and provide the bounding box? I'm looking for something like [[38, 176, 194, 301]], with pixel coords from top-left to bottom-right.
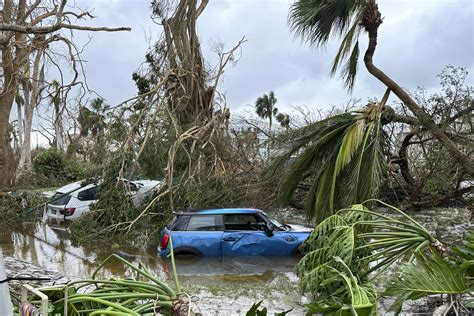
[[70, 0, 473, 114]]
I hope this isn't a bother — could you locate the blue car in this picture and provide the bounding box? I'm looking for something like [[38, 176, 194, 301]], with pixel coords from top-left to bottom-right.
[[158, 208, 312, 257]]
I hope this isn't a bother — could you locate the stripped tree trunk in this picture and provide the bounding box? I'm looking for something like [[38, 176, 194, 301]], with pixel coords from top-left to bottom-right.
[[15, 49, 44, 180], [0, 0, 29, 187], [54, 100, 65, 151], [17, 100, 23, 147]]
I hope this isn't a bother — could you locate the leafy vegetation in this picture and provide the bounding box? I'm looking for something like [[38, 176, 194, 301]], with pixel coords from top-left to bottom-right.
[[298, 201, 473, 315], [270, 101, 387, 222], [246, 301, 291, 316], [289, 0, 368, 89], [14, 254, 191, 315], [0, 1, 472, 314], [32, 148, 87, 182]]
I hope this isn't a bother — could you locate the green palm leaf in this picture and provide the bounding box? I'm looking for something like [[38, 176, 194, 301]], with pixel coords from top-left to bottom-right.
[[271, 106, 386, 222], [303, 257, 376, 316], [384, 250, 470, 313], [289, 0, 368, 89]]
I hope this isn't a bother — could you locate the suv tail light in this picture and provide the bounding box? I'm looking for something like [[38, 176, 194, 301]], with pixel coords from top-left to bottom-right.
[[59, 208, 76, 216], [161, 234, 170, 249]]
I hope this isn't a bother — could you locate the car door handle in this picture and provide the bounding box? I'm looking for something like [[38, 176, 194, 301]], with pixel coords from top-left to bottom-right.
[[223, 236, 238, 242]]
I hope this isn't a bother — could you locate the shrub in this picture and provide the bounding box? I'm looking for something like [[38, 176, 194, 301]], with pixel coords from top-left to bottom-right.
[[32, 148, 99, 182], [33, 148, 68, 178]]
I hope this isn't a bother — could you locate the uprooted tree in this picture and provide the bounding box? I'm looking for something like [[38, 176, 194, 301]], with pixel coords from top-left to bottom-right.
[[0, 0, 131, 188]]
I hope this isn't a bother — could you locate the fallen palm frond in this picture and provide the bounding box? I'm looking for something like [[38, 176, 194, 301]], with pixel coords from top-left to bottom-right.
[[245, 300, 292, 316], [384, 250, 470, 314], [17, 251, 196, 315], [298, 200, 473, 315]]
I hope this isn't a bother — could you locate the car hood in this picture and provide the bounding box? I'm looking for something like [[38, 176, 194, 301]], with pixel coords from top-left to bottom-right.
[[287, 224, 312, 232]]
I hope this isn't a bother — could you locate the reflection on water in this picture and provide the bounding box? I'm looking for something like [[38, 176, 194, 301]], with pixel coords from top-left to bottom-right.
[[0, 220, 298, 284], [1, 221, 152, 278]]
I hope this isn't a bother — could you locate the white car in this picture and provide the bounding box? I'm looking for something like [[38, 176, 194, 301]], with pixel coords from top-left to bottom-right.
[[45, 179, 162, 223]]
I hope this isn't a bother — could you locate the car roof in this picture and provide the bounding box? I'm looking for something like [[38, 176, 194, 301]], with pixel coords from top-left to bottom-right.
[[177, 208, 261, 215], [55, 180, 84, 193], [55, 180, 99, 194]]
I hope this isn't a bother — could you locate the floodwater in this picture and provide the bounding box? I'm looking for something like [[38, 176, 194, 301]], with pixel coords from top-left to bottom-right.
[[1, 207, 471, 315], [0, 219, 305, 315]]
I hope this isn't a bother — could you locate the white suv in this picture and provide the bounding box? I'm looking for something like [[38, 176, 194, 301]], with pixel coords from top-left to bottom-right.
[[45, 179, 162, 223]]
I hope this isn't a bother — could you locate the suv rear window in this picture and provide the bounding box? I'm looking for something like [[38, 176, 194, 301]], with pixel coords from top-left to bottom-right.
[[50, 192, 72, 205], [77, 186, 99, 201], [186, 215, 222, 231]]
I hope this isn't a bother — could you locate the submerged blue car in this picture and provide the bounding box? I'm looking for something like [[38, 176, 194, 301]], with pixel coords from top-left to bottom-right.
[[158, 208, 312, 257]]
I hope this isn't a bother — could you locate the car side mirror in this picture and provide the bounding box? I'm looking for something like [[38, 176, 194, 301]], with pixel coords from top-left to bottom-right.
[[264, 222, 274, 237]]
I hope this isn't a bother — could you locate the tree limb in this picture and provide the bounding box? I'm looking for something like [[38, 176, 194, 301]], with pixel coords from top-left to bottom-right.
[[0, 23, 131, 34]]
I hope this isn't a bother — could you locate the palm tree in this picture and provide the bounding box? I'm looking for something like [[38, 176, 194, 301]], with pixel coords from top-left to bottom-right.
[[289, 0, 473, 177], [276, 113, 290, 130], [270, 92, 389, 222], [255, 91, 279, 155]]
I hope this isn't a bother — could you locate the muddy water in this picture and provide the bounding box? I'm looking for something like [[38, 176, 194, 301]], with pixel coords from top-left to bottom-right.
[[0, 207, 471, 315], [0, 219, 304, 315]]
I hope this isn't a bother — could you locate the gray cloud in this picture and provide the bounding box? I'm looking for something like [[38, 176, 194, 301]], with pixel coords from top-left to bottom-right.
[[71, 0, 473, 113]]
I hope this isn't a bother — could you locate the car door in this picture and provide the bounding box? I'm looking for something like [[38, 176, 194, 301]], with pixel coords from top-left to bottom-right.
[[221, 213, 296, 256], [173, 215, 224, 256]]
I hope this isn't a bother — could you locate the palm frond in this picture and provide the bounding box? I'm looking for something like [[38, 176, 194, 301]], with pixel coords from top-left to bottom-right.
[[289, 0, 367, 47], [384, 250, 470, 313], [289, 0, 367, 90], [341, 40, 360, 90], [330, 119, 366, 209], [271, 113, 355, 219], [299, 202, 470, 316], [302, 258, 376, 315], [270, 105, 386, 222], [453, 227, 474, 261]]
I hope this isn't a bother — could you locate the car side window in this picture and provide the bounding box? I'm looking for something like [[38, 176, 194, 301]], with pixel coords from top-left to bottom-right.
[[186, 215, 222, 231], [77, 186, 99, 201], [223, 214, 264, 231]]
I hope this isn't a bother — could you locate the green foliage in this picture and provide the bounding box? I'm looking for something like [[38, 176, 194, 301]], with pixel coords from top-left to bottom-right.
[[78, 98, 106, 137], [70, 157, 171, 246], [70, 177, 136, 244], [33, 148, 88, 181], [276, 113, 290, 128], [16, 254, 180, 315], [181, 177, 244, 209], [304, 257, 377, 316], [255, 91, 278, 120], [454, 228, 474, 263], [270, 104, 387, 222], [289, 0, 368, 89], [246, 301, 292, 316], [384, 250, 470, 313], [0, 191, 46, 222], [299, 201, 472, 315]]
